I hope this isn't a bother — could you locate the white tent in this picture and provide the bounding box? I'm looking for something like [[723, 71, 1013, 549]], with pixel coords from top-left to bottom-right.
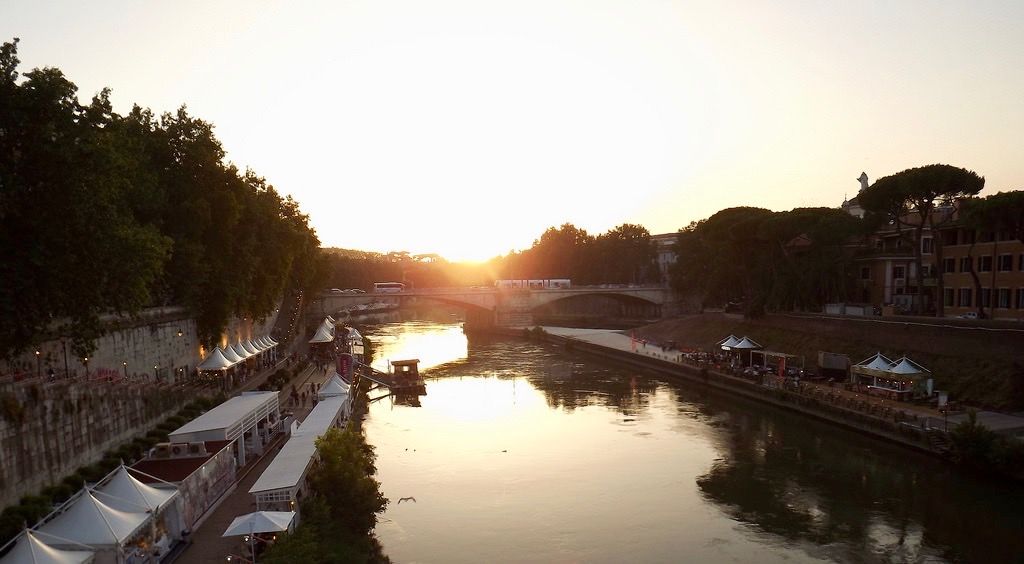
[[731, 337, 762, 350], [719, 335, 741, 350], [0, 531, 94, 564], [35, 491, 148, 548], [255, 337, 272, 349], [231, 343, 252, 360], [855, 352, 895, 372], [93, 466, 177, 513], [888, 356, 930, 375], [241, 340, 260, 356], [197, 348, 234, 371], [345, 327, 363, 342], [308, 324, 335, 344], [222, 511, 295, 537], [221, 345, 244, 365], [326, 315, 336, 323], [317, 375, 350, 399], [267, 336, 279, 346]]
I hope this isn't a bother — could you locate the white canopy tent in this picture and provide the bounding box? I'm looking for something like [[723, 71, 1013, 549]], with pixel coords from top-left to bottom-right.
[[317, 375, 350, 400], [889, 356, 930, 376], [308, 324, 335, 344], [231, 343, 252, 360], [196, 348, 235, 372], [34, 491, 148, 550], [731, 337, 762, 350], [221, 345, 244, 365], [855, 352, 896, 373], [345, 327, 363, 342], [93, 466, 177, 513], [222, 511, 295, 537], [0, 531, 94, 564], [242, 340, 260, 356], [717, 335, 739, 349]]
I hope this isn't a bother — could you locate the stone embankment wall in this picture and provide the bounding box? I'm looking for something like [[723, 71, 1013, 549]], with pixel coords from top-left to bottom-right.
[[0, 379, 200, 507], [2, 307, 280, 384], [0, 304, 283, 506]]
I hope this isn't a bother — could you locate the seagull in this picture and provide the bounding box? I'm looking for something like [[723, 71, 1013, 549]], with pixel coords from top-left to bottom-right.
[[397, 497, 417, 504]]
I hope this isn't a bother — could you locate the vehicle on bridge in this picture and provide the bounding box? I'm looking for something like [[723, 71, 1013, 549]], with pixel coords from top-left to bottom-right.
[[374, 282, 406, 293], [494, 279, 571, 290]]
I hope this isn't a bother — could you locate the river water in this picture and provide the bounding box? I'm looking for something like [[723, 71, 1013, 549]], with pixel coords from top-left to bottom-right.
[[360, 317, 1024, 563]]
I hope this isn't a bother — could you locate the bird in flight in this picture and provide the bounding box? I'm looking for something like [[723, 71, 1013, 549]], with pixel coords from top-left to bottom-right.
[[397, 496, 416, 504]]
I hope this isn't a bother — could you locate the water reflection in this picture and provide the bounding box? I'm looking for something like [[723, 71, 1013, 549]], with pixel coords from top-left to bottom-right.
[[360, 319, 1024, 564]]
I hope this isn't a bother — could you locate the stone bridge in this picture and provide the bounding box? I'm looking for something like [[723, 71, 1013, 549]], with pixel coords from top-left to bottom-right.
[[314, 286, 678, 328]]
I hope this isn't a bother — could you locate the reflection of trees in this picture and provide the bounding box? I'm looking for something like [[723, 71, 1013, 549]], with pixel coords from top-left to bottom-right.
[[423, 338, 659, 416], [693, 401, 1024, 562]]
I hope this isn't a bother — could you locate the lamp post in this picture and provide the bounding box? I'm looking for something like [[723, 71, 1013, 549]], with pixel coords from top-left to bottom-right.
[[35, 351, 40, 378], [83, 357, 89, 379], [123, 361, 128, 380], [153, 365, 159, 381]]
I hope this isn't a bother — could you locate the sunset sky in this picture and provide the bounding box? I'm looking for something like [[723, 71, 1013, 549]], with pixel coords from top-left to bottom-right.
[[4, 1, 1023, 261]]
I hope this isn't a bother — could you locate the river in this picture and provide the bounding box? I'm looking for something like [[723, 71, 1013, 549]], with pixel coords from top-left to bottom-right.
[[359, 316, 1024, 563]]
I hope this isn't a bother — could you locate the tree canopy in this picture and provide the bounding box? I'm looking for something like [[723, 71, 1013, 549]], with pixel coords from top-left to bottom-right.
[[669, 206, 863, 314], [858, 164, 984, 315], [0, 39, 321, 358]]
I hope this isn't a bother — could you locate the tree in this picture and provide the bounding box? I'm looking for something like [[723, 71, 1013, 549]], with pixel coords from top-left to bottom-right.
[[0, 39, 321, 358], [859, 164, 985, 316], [309, 427, 388, 535]]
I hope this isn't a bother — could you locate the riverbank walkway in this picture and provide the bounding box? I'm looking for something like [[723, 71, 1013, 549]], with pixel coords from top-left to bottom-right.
[[171, 362, 336, 563], [541, 326, 952, 424]]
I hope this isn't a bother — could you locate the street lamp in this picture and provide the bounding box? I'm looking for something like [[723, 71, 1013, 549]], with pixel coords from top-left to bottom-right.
[[83, 357, 89, 378], [35, 351, 40, 378], [122, 361, 128, 379], [153, 365, 159, 381]]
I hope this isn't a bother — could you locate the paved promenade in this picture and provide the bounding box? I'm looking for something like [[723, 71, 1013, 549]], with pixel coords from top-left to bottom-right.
[[172, 363, 334, 563], [541, 326, 948, 420]]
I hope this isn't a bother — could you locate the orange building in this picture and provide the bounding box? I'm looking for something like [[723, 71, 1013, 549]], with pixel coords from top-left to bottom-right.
[[851, 204, 1024, 320]]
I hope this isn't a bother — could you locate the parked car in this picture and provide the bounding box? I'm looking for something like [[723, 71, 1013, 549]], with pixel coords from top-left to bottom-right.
[[958, 312, 979, 320]]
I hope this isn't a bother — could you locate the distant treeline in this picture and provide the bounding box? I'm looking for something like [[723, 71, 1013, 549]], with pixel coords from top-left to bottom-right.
[[321, 223, 660, 290], [0, 39, 321, 359], [669, 207, 863, 314]]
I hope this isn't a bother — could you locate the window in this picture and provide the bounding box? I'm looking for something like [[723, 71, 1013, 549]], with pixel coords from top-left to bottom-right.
[[941, 230, 958, 246], [963, 230, 976, 245], [1017, 288, 1024, 309], [960, 257, 972, 273], [997, 288, 1011, 308], [998, 254, 1013, 272], [860, 267, 870, 280], [978, 255, 993, 273], [943, 288, 954, 307], [921, 265, 933, 278], [980, 231, 995, 243], [1020, 254, 1024, 271], [893, 266, 905, 280], [959, 288, 972, 307], [980, 288, 992, 307], [922, 237, 933, 254], [943, 258, 956, 274]]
